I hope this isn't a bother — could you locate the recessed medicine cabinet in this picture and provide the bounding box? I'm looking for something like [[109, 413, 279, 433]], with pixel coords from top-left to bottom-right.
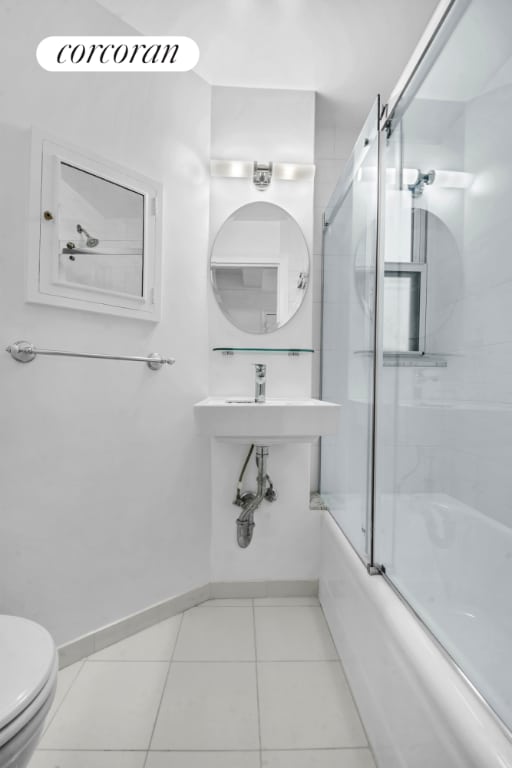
[[27, 131, 162, 320]]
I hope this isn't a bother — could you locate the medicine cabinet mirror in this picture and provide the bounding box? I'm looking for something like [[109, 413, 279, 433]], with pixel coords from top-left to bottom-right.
[[210, 202, 309, 334], [28, 132, 162, 320]]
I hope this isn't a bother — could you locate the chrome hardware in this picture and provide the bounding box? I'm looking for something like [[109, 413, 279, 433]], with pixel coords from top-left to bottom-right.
[[297, 271, 308, 289], [6, 341, 36, 363], [254, 363, 266, 403], [76, 223, 99, 248], [253, 161, 273, 191], [264, 481, 277, 502], [5, 341, 175, 371], [408, 169, 436, 198], [235, 445, 276, 548], [367, 563, 385, 576]]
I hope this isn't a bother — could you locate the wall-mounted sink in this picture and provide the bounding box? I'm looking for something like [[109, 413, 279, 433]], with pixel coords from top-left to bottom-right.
[[194, 396, 341, 444]]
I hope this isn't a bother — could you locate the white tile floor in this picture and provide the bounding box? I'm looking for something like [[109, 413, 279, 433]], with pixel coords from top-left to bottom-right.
[[31, 598, 376, 768]]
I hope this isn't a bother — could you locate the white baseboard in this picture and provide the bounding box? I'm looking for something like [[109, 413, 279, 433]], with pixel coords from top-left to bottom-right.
[[58, 584, 211, 668], [211, 579, 318, 598], [58, 579, 318, 668]]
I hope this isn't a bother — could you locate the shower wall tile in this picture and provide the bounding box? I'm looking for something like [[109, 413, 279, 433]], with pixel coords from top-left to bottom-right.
[[312, 306, 322, 352], [315, 127, 336, 159], [312, 264, 323, 304], [376, 78, 512, 534], [310, 110, 347, 494], [310, 444, 320, 492], [313, 207, 326, 254], [315, 159, 345, 192], [335, 126, 358, 159], [311, 353, 321, 398]]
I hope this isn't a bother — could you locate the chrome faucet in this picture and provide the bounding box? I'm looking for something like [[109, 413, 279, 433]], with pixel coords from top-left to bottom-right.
[[254, 363, 266, 403]]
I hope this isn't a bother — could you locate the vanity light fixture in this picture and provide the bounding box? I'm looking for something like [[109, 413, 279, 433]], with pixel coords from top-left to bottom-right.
[[210, 159, 315, 191], [253, 161, 273, 190]]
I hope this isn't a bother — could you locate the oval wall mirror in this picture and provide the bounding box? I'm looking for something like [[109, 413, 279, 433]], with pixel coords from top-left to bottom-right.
[[210, 202, 309, 334]]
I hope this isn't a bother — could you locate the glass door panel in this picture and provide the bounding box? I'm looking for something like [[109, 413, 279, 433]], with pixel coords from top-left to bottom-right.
[[375, 0, 512, 731], [320, 99, 380, 561]]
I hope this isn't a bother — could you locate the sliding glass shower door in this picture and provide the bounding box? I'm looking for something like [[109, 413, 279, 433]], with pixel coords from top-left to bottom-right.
[[374, 0, 512, 732], [322, 0, 512, 734], [320, 99, 380, 562]]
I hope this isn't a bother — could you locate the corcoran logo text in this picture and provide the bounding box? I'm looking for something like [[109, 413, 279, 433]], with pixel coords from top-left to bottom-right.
[[37, 36, 200, 72]]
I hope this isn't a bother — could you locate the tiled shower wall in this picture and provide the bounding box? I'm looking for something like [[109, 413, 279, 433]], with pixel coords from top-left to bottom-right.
[[311, 96, 357, 489]]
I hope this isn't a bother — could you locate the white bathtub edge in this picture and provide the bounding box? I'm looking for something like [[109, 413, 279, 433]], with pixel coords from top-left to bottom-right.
[[320, 511, 512, 768]]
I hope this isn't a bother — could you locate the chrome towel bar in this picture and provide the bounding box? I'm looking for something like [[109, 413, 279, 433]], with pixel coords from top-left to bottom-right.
[[5, 341, 175, 371]]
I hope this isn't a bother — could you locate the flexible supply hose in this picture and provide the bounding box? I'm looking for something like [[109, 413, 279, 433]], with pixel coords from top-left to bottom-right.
[[234, 444, 254, 505]]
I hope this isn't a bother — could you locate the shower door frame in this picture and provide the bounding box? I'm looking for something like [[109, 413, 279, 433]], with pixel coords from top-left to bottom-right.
[[321, 0, 512, 743], [320, 0, 472, 572], [320, 94, 382, 567]]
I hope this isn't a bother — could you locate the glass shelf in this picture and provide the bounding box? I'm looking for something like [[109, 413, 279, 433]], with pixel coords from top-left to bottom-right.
[[354, 350, 448, 367], [213, 347, 314, 356]]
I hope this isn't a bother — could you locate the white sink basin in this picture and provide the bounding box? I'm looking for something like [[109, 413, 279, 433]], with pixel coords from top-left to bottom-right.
[[194, 397, 341, 444]]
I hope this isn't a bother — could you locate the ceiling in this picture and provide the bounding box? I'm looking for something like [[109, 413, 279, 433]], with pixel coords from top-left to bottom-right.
[[96, 0, 439, 128]]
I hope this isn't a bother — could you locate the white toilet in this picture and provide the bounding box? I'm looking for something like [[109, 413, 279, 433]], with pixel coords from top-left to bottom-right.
[[0, 615, 58, 768]]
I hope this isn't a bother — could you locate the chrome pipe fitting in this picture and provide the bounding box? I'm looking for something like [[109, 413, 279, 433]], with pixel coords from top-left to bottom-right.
[[235, 445, 276, 547]]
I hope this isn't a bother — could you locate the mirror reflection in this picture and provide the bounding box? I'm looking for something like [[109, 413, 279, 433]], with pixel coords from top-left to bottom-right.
[[58, 162, 144, 297], [210, 202, 309, 334], [354, 208, 460, 353]]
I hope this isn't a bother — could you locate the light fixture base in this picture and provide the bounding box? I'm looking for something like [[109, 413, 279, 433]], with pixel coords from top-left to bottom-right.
[[253, 161, 273, 191]]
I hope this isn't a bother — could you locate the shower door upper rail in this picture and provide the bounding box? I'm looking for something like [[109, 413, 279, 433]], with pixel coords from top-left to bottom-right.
[[384, 0, 470, 127], [5, 340, 175, 371]]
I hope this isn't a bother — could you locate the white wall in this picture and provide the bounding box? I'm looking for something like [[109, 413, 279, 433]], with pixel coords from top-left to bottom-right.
[[0, 0, 211, 645], [207, 86, 319, 582]]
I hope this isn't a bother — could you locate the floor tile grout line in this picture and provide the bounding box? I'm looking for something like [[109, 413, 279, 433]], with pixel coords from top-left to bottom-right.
[[193, 604, 321, 610], [251, 599, 263, 768], [141, 611, 185, 768], [41, 659, 86, 737], [254, 659, 341, 664], [37, 746, 371, 752], [37, 748, 149, 752], [40, 601, 369, 762], [84, 657, 340, 663]]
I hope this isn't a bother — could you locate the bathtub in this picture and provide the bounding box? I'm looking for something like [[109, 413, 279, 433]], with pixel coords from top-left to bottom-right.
[[319, 504, 512, 768]]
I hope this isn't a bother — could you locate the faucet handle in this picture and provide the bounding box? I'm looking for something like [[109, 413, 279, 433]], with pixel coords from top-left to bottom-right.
[[254, 363, 266, 377]]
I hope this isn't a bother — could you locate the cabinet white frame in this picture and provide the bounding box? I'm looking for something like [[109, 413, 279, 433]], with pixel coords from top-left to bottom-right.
[[27, 129, 162, 321]]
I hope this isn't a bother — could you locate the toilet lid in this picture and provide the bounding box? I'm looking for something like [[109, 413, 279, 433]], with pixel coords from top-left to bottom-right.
[[0, 615, 56, 731]]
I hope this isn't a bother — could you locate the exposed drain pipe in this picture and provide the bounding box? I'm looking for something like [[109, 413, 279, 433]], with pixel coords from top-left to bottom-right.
[[234, 445, 277, 547]]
